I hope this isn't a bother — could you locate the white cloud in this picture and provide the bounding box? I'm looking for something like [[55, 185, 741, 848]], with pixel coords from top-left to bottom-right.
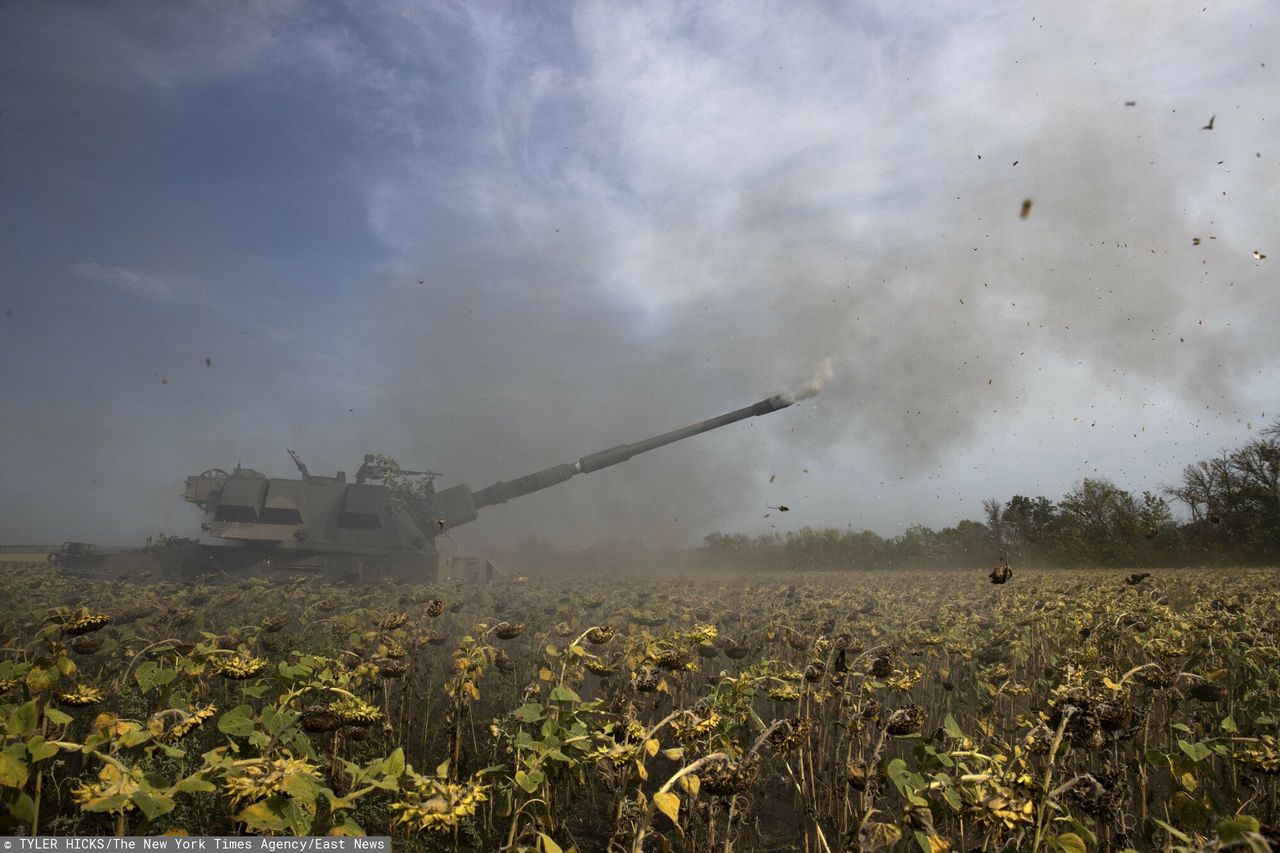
[[70, 262, 177, 300]]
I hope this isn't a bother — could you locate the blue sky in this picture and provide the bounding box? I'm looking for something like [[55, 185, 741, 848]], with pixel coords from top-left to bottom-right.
[[1, 1, 1276, 549]]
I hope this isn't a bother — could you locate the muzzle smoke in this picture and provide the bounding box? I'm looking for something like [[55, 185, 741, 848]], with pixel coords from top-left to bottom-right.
[[783, 357, 835, 404]]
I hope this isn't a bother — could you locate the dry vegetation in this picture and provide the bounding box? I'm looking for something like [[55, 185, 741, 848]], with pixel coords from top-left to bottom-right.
[[1, 563, 1278, 852]]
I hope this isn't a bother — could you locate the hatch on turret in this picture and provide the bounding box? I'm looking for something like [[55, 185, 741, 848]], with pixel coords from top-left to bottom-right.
[[214, 477, 268, 522], [260, 481, 304, 525], [339, 483, 385, 530]]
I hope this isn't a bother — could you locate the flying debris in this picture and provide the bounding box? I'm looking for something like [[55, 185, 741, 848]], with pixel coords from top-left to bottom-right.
[[989, 564, 1013, 585], [767, 505, 790, 512], [1019, 198, 1033, 220], [1253, 250, 1267, 260], [1193, 238, 1201, 246], [769, 474, 776, 483], [1202, 115, 1215, 130], [1125, 101, 1136, 106]]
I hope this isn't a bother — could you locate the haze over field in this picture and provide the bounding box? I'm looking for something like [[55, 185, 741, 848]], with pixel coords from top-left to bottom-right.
[[0, 2, 1276, 549]]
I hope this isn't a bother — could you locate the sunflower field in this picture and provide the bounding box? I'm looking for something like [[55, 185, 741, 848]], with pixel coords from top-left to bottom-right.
[[1, 563, 1278, 852]]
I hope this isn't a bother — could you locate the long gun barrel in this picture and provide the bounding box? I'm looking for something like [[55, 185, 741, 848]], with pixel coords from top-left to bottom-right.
[[427, 393, 795, 529]]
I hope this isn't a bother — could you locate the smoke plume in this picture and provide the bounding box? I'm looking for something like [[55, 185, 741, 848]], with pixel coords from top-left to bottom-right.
[[784, 357, 836, 404]]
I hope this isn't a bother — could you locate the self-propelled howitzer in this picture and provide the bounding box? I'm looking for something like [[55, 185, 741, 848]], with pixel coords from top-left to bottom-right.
[[56, 393, 795, 581]]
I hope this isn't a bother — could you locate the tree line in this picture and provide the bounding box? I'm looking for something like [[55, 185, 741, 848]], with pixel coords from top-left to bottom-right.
[[703, 420, 1279, 570]]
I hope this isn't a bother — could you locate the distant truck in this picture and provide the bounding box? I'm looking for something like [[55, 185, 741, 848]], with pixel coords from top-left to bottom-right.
[[47, 541, 98, 565]]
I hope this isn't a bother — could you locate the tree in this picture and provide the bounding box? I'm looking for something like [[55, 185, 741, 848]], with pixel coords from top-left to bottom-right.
[[1167, 422, 1280, 562], [1057, 478, 1141, 566], [998, 495, 1058, 564]]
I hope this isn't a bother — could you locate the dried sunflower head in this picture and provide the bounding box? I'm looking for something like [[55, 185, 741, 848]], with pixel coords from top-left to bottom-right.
[[494, 621, 526, 640], [65, 613, 112, 636], [982, 662, 1013, 682], [687, 623, 718, 644], [699, 752, 761, 796], [869, 654, 895, 678], [672, 709, 721, 744], [380, 611, 408, 630], [886, 669, 922, 692], [1048, 689, 1106, 749], [330, 696, 382, 727], [767, 717, 812, 754], [224, 754, 321, 804], [375, 658, 408, 679], [584, 657, 615, 677], [767, 683, 801, 702], [846, 758, 870, 791], [885, 705, 926, 736], [426, 598, 445, 618], [1094, 699, 1135, 734], [585, 624, 615, 644], [213, 653, 269, 680], [651, 649, 692, 671], [633, 666, 660, 692], [57, 685, 104, 707], [301, 705, 344, 733], [162, 704, 217, 741], [262, 614, 287, 633], [1063, 771, 1127, 819], [391, 777, 488, 832]]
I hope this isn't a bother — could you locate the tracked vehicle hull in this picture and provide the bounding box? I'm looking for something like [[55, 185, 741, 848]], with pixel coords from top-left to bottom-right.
[[56, 543, 437, 583]]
